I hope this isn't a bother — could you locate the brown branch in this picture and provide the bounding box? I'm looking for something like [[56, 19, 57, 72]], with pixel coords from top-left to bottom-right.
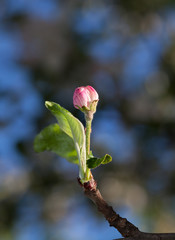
[[78, 177, 175, 240], [116, 232, 175, 240]]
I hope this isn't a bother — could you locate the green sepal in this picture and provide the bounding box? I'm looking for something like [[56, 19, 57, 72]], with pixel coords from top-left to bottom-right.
[[76, 106, 90, 112], [89, 100, 98, 113], [34, 123, 78, 164], [87, 154, 112, 169]]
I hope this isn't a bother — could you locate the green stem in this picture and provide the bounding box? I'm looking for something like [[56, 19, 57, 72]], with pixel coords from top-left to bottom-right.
[[86, 120, 91, 155], [85, 118, 92, 181]]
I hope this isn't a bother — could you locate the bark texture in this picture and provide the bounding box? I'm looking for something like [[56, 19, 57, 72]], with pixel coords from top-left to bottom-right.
[[80, 177, 175, 240]]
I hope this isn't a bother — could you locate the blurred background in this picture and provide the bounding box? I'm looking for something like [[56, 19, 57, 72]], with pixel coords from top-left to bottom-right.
[[1, 0, 175, 239]]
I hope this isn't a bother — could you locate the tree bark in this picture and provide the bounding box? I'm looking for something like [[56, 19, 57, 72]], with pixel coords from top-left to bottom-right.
[[79, 177, 175, 240], [116, 233, 175, 240]]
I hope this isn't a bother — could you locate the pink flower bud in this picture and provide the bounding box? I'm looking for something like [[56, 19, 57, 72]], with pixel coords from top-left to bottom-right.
[[73, 86, 99, 109]]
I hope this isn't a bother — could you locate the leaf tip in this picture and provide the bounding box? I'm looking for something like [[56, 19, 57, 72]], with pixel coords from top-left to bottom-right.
[[45, 101, 52, 108]]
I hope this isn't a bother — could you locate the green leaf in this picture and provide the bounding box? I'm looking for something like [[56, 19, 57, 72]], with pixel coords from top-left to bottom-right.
[[34, 124, 78, 164], [87, 154, 112, 169], [87, 151, 94, 159], [45, 101, 86, 179], [45, 101, 85, 147]]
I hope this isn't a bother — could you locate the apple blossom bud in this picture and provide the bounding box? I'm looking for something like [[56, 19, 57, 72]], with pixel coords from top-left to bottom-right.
[[86, 86, 99, 103], [73, 86, 99, 121], [73, 87, 89, 109], [73, 86, 99, 110]]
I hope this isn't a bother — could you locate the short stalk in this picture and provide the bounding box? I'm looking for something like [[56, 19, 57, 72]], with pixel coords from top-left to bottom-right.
[[85, 117, 92, 181]]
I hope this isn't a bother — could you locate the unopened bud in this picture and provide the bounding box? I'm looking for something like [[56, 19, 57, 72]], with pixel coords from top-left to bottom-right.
[[73, 86, 99, 121]]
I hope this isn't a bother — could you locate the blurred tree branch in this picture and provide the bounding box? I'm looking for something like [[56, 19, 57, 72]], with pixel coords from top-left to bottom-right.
[[81, 176, 175, 240]]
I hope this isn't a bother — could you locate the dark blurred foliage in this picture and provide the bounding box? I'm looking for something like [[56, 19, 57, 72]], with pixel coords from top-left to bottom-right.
[[1, 0, 175, 239]]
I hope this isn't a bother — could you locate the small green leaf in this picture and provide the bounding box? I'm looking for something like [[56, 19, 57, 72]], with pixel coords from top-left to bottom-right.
[[45, 101, 86, 179], [87, 154, 112, 169], [87, 151, 94, 159], [34, 123, 78, 164], [45, 101, 85, 148]]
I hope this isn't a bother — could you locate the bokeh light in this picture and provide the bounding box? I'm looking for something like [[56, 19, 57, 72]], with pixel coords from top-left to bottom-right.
[[1, 1, 175, 239]]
